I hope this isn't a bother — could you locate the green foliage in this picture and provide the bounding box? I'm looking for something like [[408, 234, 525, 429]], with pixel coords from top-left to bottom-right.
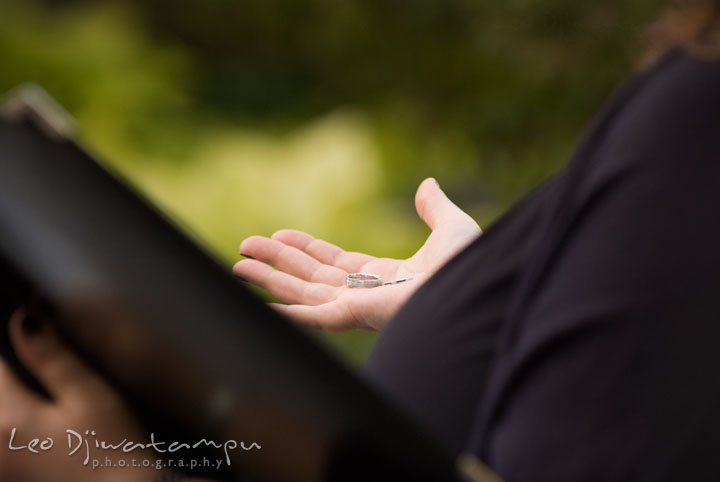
[[0, 0, 666, 365]]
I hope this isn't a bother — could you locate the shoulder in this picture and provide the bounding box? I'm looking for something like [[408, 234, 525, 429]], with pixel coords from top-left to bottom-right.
[[547, 49, 720, 227], [596, 50, 720, 172]]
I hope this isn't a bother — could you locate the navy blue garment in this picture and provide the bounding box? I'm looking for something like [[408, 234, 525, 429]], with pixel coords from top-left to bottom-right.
[[364, 49, 720, 481]]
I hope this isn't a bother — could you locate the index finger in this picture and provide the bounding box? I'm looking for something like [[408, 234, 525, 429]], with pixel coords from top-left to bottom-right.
[[271, 229, 376, 273], [8, 311, 112, 406], [239, 235, 347, 286], [0, 356, 43, 414]]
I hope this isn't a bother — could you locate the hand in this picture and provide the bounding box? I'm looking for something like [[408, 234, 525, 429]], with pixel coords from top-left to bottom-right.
[[0, 310, 159, 482], [0, 310, 211, 482], [233, 177, 481, 331]]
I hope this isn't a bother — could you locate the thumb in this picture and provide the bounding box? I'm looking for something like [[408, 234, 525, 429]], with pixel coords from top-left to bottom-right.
[[415, 177, 479, 232], [8, 310, 108, 404]]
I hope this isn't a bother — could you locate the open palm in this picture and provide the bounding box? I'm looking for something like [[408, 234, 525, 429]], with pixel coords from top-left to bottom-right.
[[233, 178, 481, 331]]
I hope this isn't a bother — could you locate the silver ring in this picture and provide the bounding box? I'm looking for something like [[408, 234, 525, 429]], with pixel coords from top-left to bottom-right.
[[346, 272, 383, 288]]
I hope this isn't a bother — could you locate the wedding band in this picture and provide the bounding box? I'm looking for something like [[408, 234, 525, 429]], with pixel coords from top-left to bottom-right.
[[346, 273, 383, 288]]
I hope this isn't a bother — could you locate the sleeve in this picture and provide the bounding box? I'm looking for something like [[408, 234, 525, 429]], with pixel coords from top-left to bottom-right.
[[480, 125, 720, 481]]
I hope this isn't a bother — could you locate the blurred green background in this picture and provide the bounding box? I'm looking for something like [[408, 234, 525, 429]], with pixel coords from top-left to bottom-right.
[[0, 0, 665, 366]]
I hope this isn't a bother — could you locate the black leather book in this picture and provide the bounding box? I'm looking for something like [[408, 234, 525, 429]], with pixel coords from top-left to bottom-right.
[[0, 84, 498, 482]]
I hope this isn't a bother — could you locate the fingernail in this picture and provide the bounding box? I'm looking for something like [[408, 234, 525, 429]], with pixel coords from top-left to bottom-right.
[[22, 315, 43, 336], [433, 178, 440, 187], [240, 253, 255, 260]]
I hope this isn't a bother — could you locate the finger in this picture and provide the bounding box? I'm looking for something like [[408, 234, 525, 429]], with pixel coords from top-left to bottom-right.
[[8, 310, 110, 405], [233, 259, 340, 306], [238, 235, 347, 286], [0, 356, 42, 413], [270, 229, 376, 272], [415, 177, 480, 232], [269, 302, 357, 332]]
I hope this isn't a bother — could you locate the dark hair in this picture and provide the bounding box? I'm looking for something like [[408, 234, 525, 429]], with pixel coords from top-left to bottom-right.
[[642, 0, 720, 67]]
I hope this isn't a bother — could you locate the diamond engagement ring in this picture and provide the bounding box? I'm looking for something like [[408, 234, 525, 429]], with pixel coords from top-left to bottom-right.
[[346, 273, 413, 288]]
